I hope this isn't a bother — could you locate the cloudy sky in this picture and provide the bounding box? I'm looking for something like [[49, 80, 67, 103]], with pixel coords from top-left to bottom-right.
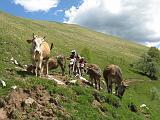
[[0, 0, 160, 47]]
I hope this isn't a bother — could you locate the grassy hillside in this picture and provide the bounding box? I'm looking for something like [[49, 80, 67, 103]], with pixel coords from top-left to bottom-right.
[[0, 11, 149, 79], [0, 11, 160, 119]]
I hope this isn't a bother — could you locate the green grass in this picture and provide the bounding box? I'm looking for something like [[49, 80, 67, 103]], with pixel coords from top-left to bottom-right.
[[0, 11, 160, 119]]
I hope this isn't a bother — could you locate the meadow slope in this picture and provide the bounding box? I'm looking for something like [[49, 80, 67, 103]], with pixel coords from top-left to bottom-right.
[[0, 11, 160, 120]]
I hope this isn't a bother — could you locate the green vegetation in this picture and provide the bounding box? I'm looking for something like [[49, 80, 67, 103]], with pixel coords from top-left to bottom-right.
[[148, 47, 160, 63], [80, 47, 92, 62], [0, 11, 160, 119], [132, 47, 160, 79]]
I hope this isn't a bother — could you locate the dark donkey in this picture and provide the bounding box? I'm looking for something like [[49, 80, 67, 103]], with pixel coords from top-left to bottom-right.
[[87, 64, 101, 90], [44, 55, 66, 76], [103, 64, 128, 98], [27, 55, 66, 76]]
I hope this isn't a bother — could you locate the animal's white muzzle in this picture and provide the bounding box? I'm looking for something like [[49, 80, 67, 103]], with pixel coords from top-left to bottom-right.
[[34, 49, 41, 55]]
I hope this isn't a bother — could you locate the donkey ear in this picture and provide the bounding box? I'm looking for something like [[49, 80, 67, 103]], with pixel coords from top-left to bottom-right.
[[26, 39, 32, 44], [33, 33, 37, 39], [41, 38, 44, 42]]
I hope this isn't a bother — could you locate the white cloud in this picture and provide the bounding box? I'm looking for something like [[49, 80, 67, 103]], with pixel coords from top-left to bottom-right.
[[54, 9, 63, 16], [145, 41, 160, 48], [146, 0, 160, 38], [64, 0, 160, 47], [13, 0, 59, 12]]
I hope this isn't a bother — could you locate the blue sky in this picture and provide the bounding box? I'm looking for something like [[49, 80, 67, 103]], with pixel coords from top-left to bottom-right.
[[0, 0, 81, 22], [0, 0, 160, 47]]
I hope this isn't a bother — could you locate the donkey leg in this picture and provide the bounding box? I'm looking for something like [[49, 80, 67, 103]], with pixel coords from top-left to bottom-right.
[[115, 84, 118, 95], [32, 60, 36, 75], [91, 77, 94, 87], [45, 59, 48, 76], [38, 57, 43, 77], [68, 65, 71, 75], [35, 61, 39, 77], [94, 78, 97, 90], [60, 65, 65, 76], [98, 78, 100, 91], [108, 77, 112, 93], [35, 66, 38, 77]]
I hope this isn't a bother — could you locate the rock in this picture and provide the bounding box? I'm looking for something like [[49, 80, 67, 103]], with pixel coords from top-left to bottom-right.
[[47, 75, 65, 85], [140, 104, 149, 109], [79, 76, 87, 81], [11, 85, 17, 90], [75, 74, 88, 82], [24, 97, 35, 105], [10, 57, 18, 65], [0, 80, 6, 87], [69, 80, 77, 84], [10, 57, 14, 62], [24, 65, 28, 68], [140, 104, 146, 108], [78, 75, 91, 85]]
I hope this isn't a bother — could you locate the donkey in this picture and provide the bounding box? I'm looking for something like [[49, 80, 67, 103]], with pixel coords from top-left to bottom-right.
[[103, 64, 128, 98], [86, 64, 101, 90]]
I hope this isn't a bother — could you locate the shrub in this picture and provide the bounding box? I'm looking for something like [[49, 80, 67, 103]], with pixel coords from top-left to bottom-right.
[[132, 47, 160, 80], [147, 47, 160, 63]]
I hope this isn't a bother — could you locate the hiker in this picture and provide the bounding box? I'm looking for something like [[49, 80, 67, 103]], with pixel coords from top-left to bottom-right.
[[79, 57, 87, 76], [67, 50, 81, 76]]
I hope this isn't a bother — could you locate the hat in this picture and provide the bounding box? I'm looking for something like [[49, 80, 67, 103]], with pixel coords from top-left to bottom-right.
[[71, 50, 76, 53]]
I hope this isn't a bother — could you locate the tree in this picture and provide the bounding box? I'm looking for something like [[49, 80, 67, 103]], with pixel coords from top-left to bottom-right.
[[133, 52, 159, 80], [147, 47, 160, 63]]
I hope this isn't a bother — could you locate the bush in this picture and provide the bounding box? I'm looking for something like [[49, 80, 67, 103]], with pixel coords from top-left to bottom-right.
[[132, 47, 160, 80], [133, 54, 159, 79], [147, 47, 160, 63]]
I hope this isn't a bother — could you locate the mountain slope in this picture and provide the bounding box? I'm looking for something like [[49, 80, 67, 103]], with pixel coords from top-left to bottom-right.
[[0, 11, 160, 120], [0, 11, 148, 79]]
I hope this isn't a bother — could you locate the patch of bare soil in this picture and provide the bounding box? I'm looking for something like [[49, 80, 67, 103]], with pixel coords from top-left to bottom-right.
[[0, 85, 70, 120]]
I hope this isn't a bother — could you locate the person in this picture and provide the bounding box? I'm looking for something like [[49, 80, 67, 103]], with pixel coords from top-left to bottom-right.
[[69, 50, 76, 59], [79, 57, 87, 76], [67, 50, 81, 75]]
